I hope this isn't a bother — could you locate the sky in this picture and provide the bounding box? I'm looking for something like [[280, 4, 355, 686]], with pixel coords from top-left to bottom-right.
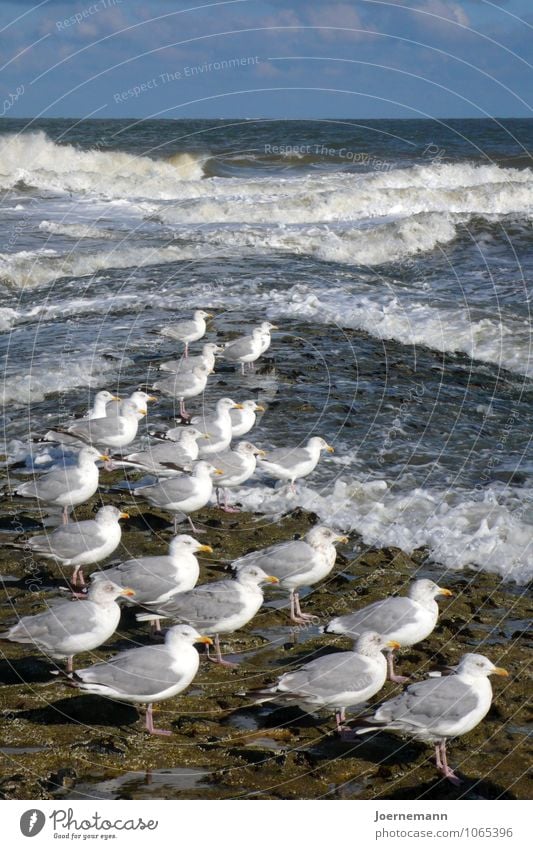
[[0, 0, 531, 119]]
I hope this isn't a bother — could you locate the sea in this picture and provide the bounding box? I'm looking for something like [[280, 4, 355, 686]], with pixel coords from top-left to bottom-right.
[[0, 117, 532, 583]]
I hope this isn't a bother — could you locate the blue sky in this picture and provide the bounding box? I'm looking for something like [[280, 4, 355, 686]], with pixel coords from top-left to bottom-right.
[[1, 0, 531, 119]]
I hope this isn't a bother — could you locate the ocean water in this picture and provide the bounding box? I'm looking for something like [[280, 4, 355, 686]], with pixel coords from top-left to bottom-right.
[[1, 118, 532, 583]]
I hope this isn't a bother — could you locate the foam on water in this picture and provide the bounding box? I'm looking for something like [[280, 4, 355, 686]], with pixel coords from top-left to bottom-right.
[[0, 131, 205, 198], [233, 478, 533, 584], [262, 284, 533, 377], [0, 352, 132, 405]]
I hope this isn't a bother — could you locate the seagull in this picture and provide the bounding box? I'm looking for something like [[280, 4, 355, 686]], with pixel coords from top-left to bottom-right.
[[54, 399, 144, 451], [222, 326, 273, 374], [0, 580, 134, 672], [258, 436, 334, 491], [257, 321, 277, 354], [133, 460, 222, 533], [94, 534, 211, 606], [212, 441, 265, 512], [39, 390, 121, 446], [324, 579, 453, 683], [160, 342, 223, 375], [160, 310, 212, 357], [153, 365, 210, 419], [137, 565, 279, 666], [354, 653, 509, 785], [123, 428, 206, 476], [230, 400, 265, 438], [11, 505, 129, 587], [12, 445, 108, 524], [192, 397, 243, 457], [234, 525, 348, 623], [248, 632, 399, 732], [68, 624, 213, 735], [105, 390, 157, 419]]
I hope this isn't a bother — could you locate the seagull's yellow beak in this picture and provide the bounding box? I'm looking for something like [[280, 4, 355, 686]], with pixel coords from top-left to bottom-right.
[[214, 469, 225, 475], [139, 408, 147, 416], [205, 313, 214, 319], [387, 640, 401, 650], [255, 404, 265, 412], [233, 403, 244, 410], [198, 544, 213, 554], [119, 511, 130, 520], [99, 454, 111, 462], [326, 444, 335, 453], [111, 395, 121, 402], [337, 535, 349, 544], [257, 449, 267, 457], [269, 325, 279, 330], [147, 395, 157, 402], [121, 587, 135, 597], [439, 588, 453, 597], [493, 667, 509, 677], [203, 433, 211, 439], [266, 575, 280, 584], [197, 635, 214, 645]]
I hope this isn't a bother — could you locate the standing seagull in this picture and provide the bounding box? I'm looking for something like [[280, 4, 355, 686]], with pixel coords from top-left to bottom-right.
[[234, 525, 348, 623], [55, 399, 144, 452], [95, 534, 211, 606], [160, 342, 223, 374], [222, 326, 272, 374], [123, 428, 206, 476], [0, 580, 134, 672], [324, 579, 453, 683], [133, 461, 222, 533], [259, 437, 334, 492], [212, 441, 265, 512], [153, 365, 210, 420], [230, 400, 265, 438], [69, 624, 213, 735], [137, 565, 279, 666], [11, 505, 129, 587], [12, 445, 108, 524], [354, 653, 509, 785], [248, 632, 399, 733], [160, 310, 212, 358], [193, 398, 243, 457]]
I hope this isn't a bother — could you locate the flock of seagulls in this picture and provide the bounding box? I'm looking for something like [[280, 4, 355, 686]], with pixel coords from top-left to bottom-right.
[[1, 310, 509, 784]]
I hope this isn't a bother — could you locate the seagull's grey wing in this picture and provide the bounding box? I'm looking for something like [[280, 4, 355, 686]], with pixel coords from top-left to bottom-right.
[[223, 336, 255, 361], [331, 597, 420, 637], [235, 540, 314, 581], [77, 645, 183, 696], [260, 447, 311, 467], [28, 520, 105, 559], [16, 465, 84, 501], [8, 599, 98, 642], [128, 443, 192, 467], [68, 416, 125, 442], [155, 373, 197, 396], [139, 475, 196, 505], [156, 581, 242, 629], [213, 452, 247, 477], [103, 557, 175, 601], [279, 653, 376, 699], [376, 676, 478, 728]]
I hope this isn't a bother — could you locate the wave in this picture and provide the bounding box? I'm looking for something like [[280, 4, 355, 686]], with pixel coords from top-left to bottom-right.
[[0, 352, 132, 405], [38, 220, 117, 240], [0, 131, 206, 198], [262, 284, 533, 377], [234, 478, 533, 584]]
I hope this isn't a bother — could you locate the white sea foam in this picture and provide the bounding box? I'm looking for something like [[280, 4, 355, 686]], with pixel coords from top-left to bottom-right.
[[38, 220, 116, 240], [261, 284, 533, 377], [0, 353, 132, 405], [233, 478, 533, 584], [0, 131, 205, 198]]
